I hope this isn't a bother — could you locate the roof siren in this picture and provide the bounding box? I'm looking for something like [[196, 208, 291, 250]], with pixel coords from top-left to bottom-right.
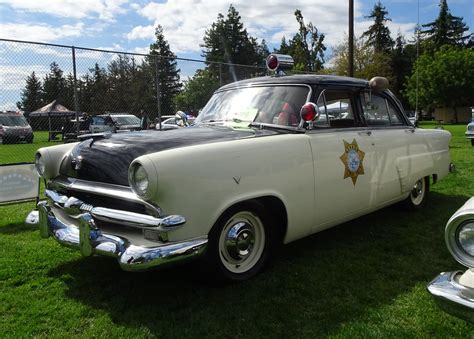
[[369, 76, 389, 92], [266, 54, 294, 75]]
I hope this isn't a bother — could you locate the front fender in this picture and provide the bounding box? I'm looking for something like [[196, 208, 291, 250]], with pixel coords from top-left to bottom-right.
[[137, 133, 315, 243]]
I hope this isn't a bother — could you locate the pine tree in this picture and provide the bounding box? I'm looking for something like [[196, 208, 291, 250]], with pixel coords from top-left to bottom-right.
[[202, 5, 260, 84], [17, 71, 43, 114], [276, 37, 291, 55], [362, 1, 394, 53], [421, 0, 470, 51], [107, 54, 138, 112], [82, 63, 110, 114], [146, 25, 181, 117], [42, 62, 67, 104], [391, 32, 417, 107]]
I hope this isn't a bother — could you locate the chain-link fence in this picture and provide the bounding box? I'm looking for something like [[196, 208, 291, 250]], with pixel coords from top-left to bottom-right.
[[0, 38, 267, 165]]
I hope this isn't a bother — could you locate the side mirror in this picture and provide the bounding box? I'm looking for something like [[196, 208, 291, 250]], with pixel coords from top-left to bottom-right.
[[299, 102, 320, 123]]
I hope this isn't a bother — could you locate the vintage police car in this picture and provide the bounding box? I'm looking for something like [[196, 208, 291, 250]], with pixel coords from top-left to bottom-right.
[[428, 197, 474, 322], [31, 55, 452, 281]]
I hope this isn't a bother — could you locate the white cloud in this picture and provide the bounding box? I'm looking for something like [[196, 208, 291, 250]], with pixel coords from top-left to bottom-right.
[[0, 23, 84, 42], [126, 0, 413, 55], [126, 25, 155, 40], [0, 65, 50, 92], [0, 0, 128, 21]]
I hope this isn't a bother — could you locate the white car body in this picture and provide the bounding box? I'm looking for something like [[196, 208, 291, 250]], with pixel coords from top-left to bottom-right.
[[32, 74, 453, 281]]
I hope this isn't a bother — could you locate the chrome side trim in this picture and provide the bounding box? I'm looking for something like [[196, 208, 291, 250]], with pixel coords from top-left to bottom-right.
[[427, 271, 474, 322], [49, 176, 161, 216], [45, 189, 185, 231], [38, 201, 207, 271]]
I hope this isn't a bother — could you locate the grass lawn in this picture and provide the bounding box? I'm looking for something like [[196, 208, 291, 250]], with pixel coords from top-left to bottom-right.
[[1, 123, 473, 337], [0, 131, 62, 164]]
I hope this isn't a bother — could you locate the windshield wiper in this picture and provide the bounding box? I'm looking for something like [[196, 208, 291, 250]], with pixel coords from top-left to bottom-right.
[[249, 122, 305, 133]]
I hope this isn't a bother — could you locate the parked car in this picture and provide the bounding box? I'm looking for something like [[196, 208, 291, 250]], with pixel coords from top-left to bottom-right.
[[406, 111, 417, 126], [427, 197, 474, 322], [62, 117, 91, 143], [466, 121, 474, 146], [0, 111, 34, 144], [89, 114, 141, 133], [155, 113, 196, 130], [31, 54, 453, 282]]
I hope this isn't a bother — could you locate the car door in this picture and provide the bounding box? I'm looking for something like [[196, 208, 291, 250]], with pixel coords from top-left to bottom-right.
[[89, 117, 104, 133], [308, 87, 378, 232], [359, 90, 422, 205]]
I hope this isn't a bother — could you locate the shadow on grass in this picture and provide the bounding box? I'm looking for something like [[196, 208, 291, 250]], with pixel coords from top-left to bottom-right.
[[48, 192, 471, 337], [0, 222, 37, 235]]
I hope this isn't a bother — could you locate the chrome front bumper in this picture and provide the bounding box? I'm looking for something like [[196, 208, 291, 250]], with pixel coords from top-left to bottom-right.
[[427, 271, 474, 322], [37, 197, 208, 271]]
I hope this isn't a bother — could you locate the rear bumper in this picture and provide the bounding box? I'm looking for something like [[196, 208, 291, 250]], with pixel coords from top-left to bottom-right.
[[427, 271, 474, 322], [38, 200, 208, 271]]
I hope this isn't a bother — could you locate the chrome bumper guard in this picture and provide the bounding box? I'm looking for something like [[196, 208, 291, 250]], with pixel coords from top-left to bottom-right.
[[427, 271, 474, 322], [38, 191, 208, 271]]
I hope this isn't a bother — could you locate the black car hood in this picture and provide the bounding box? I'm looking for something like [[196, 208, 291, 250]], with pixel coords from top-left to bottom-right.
[[61, 125, 275, 186]]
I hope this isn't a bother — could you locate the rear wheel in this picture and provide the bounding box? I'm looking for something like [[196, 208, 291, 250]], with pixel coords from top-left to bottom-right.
[[403, 176, 429, 210], [471, 139, 474, 146], [206, 201, 276, 282]]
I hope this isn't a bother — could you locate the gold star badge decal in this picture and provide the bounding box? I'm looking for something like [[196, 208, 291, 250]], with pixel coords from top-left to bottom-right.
[[339, 139, 365, 186]]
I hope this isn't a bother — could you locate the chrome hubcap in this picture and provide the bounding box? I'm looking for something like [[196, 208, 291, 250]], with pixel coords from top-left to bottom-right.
[[225, 222, 255, 260], [218, 211, 265, 274], [410, 179, 425, 205], [412, 180, 423, 198]]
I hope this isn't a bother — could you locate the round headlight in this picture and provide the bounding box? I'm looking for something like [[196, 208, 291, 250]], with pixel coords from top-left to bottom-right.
[[458, 222, 474, 256], [445, 198, 474, 267], [129, 163, 149, 196], [35, 153, 46, 177]]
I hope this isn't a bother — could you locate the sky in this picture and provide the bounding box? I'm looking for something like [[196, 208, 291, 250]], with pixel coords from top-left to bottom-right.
[[0, 0, 472, 110]]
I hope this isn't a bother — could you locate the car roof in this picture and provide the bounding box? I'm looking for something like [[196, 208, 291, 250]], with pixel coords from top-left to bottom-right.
[[97, 114, 137, 118], [218, 74, 369, 91]]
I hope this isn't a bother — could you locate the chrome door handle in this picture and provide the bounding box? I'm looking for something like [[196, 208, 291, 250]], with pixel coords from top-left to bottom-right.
[[358, 131, 372, 136]]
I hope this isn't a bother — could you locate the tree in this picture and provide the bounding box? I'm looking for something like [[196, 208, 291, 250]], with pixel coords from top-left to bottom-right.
[[17, 71, 43, 114], [362, 1, 394, 54], [202, 5, 261, 83], [421, 0, 470, 51], [42, 62, 67, 104], [276, 36, 290, 55], [274, 10, 326, 72], [146, 25, 182, 117], [391, 32, 417, 106], [107, 54, 138, 112], [81, 63, 110, 114], [405, 46, 474, 122], [174, 69, 219, 113], [290, 9, 326, 72], [330, 35, 393, 82], [256, 39, 270, 67]]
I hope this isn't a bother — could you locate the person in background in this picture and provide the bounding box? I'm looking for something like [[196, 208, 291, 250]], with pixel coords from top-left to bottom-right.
[[140, 109, 149, 130]]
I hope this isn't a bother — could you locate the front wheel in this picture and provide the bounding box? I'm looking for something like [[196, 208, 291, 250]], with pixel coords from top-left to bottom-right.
[[471, 139, 474, 146], [403, 176, 429, 210], [206, 201, 276, 282]]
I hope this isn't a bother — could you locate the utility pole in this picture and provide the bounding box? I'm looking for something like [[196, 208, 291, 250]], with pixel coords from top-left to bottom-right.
[[348, 0, 354, 77]]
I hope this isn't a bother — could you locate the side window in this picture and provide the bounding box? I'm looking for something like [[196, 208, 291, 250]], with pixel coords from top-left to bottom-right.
[[316, 90, 356, 128], [361, 92, 404, 127]]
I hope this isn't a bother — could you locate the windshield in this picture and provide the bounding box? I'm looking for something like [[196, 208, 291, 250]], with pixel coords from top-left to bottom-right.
[[113, 116, 140, 125], [195, 85, 310, 128], [0, 115, 28, 126]]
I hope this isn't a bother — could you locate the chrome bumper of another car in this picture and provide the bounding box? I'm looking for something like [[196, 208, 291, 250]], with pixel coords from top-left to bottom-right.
[[37, 197, 207, 271], [427, 271, 474, 322]]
